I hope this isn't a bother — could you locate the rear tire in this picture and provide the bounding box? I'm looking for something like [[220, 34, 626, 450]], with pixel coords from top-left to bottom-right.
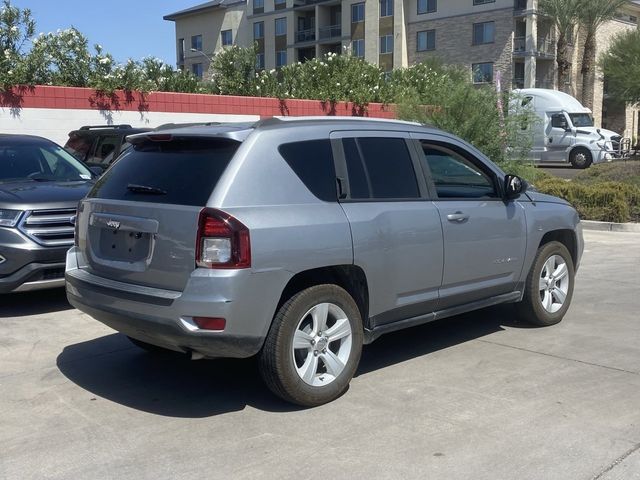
[[517, 241, 575, 326], [570, 147, 592, 169], [259, 284, 363, 407]]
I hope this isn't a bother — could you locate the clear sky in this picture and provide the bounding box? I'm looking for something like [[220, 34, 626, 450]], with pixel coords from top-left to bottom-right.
[[11, 0, 201, 65]]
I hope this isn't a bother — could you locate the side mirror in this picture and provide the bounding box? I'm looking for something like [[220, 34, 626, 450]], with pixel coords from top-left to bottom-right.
[[504, 174, 527, 200], [89, 166, 104, 177]]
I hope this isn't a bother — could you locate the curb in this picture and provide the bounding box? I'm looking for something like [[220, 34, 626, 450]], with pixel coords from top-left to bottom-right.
[[581, 220, 640, 233]]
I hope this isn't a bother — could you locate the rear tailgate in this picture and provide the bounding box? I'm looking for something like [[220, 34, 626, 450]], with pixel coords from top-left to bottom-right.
[[74, 136, 240, 292]]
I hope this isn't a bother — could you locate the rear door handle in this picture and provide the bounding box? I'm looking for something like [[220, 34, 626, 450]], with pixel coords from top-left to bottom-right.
[[447, 212, 469, 223]]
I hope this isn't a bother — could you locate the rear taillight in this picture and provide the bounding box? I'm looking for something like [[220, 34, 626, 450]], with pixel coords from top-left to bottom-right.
[[196, 208, 251, 269]]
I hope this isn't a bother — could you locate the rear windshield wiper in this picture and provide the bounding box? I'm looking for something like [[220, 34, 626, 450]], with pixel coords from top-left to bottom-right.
[[127, 184, 167, 195]]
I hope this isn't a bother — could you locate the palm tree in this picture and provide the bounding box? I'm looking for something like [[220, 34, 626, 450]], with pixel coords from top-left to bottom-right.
[[539, 0, 580, 93], [577, 0, 628, 109]]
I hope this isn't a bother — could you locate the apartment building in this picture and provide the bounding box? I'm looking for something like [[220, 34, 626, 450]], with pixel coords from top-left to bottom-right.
[[164, 0, 250, 78], [165, 0, 640, 137]]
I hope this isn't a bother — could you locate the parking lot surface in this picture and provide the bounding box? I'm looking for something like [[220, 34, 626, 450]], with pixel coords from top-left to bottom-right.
[[1, 230, 639, 480]]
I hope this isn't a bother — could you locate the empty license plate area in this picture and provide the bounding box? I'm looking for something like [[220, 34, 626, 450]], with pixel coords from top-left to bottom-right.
[[89, 213, 159, 264], [98, 229, 152, 262]]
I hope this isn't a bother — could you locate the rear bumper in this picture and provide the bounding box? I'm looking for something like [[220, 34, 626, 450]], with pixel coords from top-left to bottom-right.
[[65, 247, 289, 359], [66, 294, 264, 358]]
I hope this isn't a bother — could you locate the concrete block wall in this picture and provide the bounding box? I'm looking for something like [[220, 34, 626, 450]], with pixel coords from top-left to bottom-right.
[[0, 86, 395, 146]]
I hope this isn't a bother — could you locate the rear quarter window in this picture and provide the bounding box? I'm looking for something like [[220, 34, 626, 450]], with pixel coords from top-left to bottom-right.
[[88, 138, 239, 206], [278, 139, 337, 202]]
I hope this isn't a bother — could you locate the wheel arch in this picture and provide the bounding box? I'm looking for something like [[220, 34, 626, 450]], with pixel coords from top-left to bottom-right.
[[275, 265, 370, 328], [539, 229, 578, 267]]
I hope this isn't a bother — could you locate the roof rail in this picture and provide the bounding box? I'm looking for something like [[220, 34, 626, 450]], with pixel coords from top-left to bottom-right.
[[255, 116, 422, 128], [79, 124, 133, 130]]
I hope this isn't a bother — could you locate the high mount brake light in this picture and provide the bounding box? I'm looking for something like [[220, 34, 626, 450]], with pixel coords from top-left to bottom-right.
[[196, 208, 251, 269]]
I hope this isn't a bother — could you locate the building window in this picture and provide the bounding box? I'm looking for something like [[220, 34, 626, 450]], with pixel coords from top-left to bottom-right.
[[472, 62, 493, 83], [352, 39, 365, 57], [417, 29, 435, 51], [178, 38, 185, 61], [221, 30, 233, 46], [275, 17, 287, 36], [254, 0, 264, 9], [275, 0, 286, 5], [191, 34, 203, 52], [473, 0, 495, 4], [351, 2, 365, 23], [256, 53, 265, 70], [417, 0, 436, 14], [380, 34, 393, 54], [276, 50, 287, 67], [192, 62, 204, 79], [473, 21, 494, 45], [380, 0, 393, 17], [254, 21, 264, 40]]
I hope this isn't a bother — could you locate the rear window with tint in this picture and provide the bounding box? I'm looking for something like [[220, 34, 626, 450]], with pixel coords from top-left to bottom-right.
[[278, 139, 337, 202], [88, 139, 239, 206]]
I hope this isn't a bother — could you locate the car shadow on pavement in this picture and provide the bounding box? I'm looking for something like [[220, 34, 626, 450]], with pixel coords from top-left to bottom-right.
[[357, 303, 530, 376], [1, 288, 72, 318], [56, 304, 531, 417]]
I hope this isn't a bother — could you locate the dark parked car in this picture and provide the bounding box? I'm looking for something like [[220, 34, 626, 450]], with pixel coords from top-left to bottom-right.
[[0, 134, 95, 293], [64, 124, 151, 170]]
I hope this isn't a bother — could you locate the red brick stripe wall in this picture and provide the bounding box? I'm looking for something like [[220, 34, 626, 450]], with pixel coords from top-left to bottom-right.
[[0, 85, 395, 118]]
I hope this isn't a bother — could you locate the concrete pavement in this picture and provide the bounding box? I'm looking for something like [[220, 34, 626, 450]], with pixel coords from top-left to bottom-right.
[[1, 230, 639, 480]]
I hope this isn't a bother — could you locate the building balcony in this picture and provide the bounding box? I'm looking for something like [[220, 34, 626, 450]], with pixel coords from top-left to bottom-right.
[[296, 28, 316, 43], [319, 24, 341, 40], [513, 36, 556, 57]]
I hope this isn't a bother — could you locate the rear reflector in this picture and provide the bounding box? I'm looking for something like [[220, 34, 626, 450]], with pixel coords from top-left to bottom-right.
[[193, 317, 226, 331]]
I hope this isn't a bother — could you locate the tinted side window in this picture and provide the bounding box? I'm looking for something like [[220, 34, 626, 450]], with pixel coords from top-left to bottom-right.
[[551, 114, 567, 128], [343, 137, 419, 200], [420, 143, 497, 199], [64, 134, 94, 161], [278, 139, 337, 202], [89, 139, 239, 206]]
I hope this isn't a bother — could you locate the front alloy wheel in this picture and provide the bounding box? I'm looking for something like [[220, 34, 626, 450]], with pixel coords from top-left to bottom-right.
[[538, 255, 570, 314], [517, 241, 575, 326]]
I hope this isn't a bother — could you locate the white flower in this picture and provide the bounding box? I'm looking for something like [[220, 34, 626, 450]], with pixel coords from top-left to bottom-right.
[[256, 86, 260, 90], [336, 82, 340, 86], [8, 70, 13, 75], [4, 49, 10, 58], [99, 57, 111, 65], [10, 26, 18, 32]]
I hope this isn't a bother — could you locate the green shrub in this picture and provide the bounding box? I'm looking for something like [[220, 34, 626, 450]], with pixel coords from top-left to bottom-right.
[[535, 178, 640, 223], [573, 161, 640, 188]]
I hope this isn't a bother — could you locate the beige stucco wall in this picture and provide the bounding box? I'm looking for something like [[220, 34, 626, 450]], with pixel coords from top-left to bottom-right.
[[172, 5, 250, 73]]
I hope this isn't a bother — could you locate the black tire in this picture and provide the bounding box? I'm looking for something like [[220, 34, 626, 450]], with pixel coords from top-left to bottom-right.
[[570, 147, 593, 169], [127, 336, 172, 354], [517, 241, 575, 326], [259, 284, 364, 407]]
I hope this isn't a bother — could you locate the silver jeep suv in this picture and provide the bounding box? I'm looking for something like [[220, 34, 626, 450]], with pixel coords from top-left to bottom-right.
[[66, 117, 583, 406]]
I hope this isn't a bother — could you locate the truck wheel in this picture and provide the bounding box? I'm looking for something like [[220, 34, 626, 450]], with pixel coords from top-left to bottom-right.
[[259, 284, 363, 407], [570, 148, 592, 169], [517, 241, 575, 327]]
